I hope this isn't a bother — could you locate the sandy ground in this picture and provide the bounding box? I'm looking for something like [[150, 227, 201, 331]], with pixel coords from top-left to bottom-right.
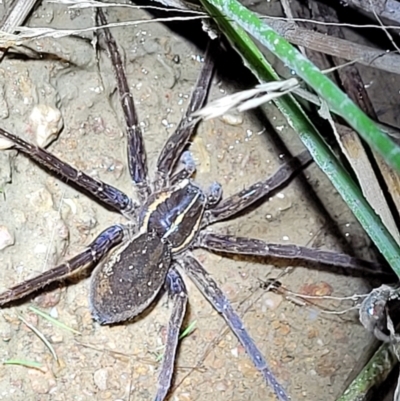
[[0, 2, 379, 401]]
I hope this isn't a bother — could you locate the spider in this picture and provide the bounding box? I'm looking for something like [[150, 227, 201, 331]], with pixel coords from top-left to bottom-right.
[[0, 9, 389, 401]]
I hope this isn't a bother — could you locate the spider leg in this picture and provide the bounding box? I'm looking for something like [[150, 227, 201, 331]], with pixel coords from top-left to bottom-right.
[[155, 266, 188, 401], [154, 41, 215, 190], [0, 224, 124, 305], [96, 9, 150, 201], [196, 231, 391, 276], [202, 150, 312, 226], [180, 254, 289, 401], [0, 127, 134, 215]]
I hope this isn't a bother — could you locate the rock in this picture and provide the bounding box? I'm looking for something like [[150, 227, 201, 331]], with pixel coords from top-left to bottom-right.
[[263, 292, 283, 311], [0, 137, 14, 149], [29, 104, 63, 148], [221, 113, 243, 126], [93, 368, 109, 391], [0, 225, 14, 250]]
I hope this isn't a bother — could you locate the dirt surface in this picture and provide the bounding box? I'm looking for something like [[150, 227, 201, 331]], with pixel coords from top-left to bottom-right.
[[0, 2, 380, 401]]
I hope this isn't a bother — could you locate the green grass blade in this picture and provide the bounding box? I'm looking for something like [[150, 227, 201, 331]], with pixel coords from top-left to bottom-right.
[[3, 359, 43, 369], [336, 342, 396, 401], [179, 320, 197, 339], [29, 306, 81, 335]]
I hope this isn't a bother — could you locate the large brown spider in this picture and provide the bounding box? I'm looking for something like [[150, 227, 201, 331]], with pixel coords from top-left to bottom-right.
[[0, 9, 388, 401]]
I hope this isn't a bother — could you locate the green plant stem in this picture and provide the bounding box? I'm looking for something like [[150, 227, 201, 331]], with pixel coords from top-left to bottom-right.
[[337, 342, 397, 401]]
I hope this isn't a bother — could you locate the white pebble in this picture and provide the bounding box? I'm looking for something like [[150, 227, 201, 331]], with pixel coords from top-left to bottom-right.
[[0, 137, 14, 150], [220, 113, 244, 126], [50, 334, 63, 343], [29, 104, 63, 147], [50, 307, 58, 318], [263, 292, 283, 311], [93, 368, 109, 391], [33, 243, 48, 254], [0, 226, 14, 250], [62, 198, 77, 215]]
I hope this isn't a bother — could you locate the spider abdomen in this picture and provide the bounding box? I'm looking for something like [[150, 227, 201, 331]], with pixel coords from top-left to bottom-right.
[[89, 231, 171, 324]]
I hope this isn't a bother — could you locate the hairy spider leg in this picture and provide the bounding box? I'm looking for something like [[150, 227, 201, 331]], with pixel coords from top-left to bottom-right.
[[154, 41, 216, 190], [196, 232, 390, 277], [181, 254, 290, 401], [0, 127, 134, 215], [197, 149, 390, 276], [154, 267, 188, 401], [97, 10, 150, 201], [0, 225, 125, 305], [202, 149, 312, 226]]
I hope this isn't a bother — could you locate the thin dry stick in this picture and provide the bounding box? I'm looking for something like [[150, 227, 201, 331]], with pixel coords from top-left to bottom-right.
[[260, 16, 400, 75]]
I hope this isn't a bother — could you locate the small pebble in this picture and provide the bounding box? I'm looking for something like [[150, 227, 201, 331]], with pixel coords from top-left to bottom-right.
[[29, 104, 63, 148], [33, 243, 48, 254], [0, 225, 14, 250], [265, 193, 292, 218], [263, 292, 283, 311], [50, 334, 63, 344], [50, 307, 58, 318], [0, 136, 14, 149], [300, 281, 333, 297], [277, 323, 291, 336], [93, 368, 109, 391], [221, 113, 243, 126]]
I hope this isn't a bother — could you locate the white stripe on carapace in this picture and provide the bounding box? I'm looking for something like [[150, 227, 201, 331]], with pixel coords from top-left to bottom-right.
[[162, 185, 201, 240], [140, 179, 191, 233], [163, 183, 204, 253], [171, 201, 204, 253]]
